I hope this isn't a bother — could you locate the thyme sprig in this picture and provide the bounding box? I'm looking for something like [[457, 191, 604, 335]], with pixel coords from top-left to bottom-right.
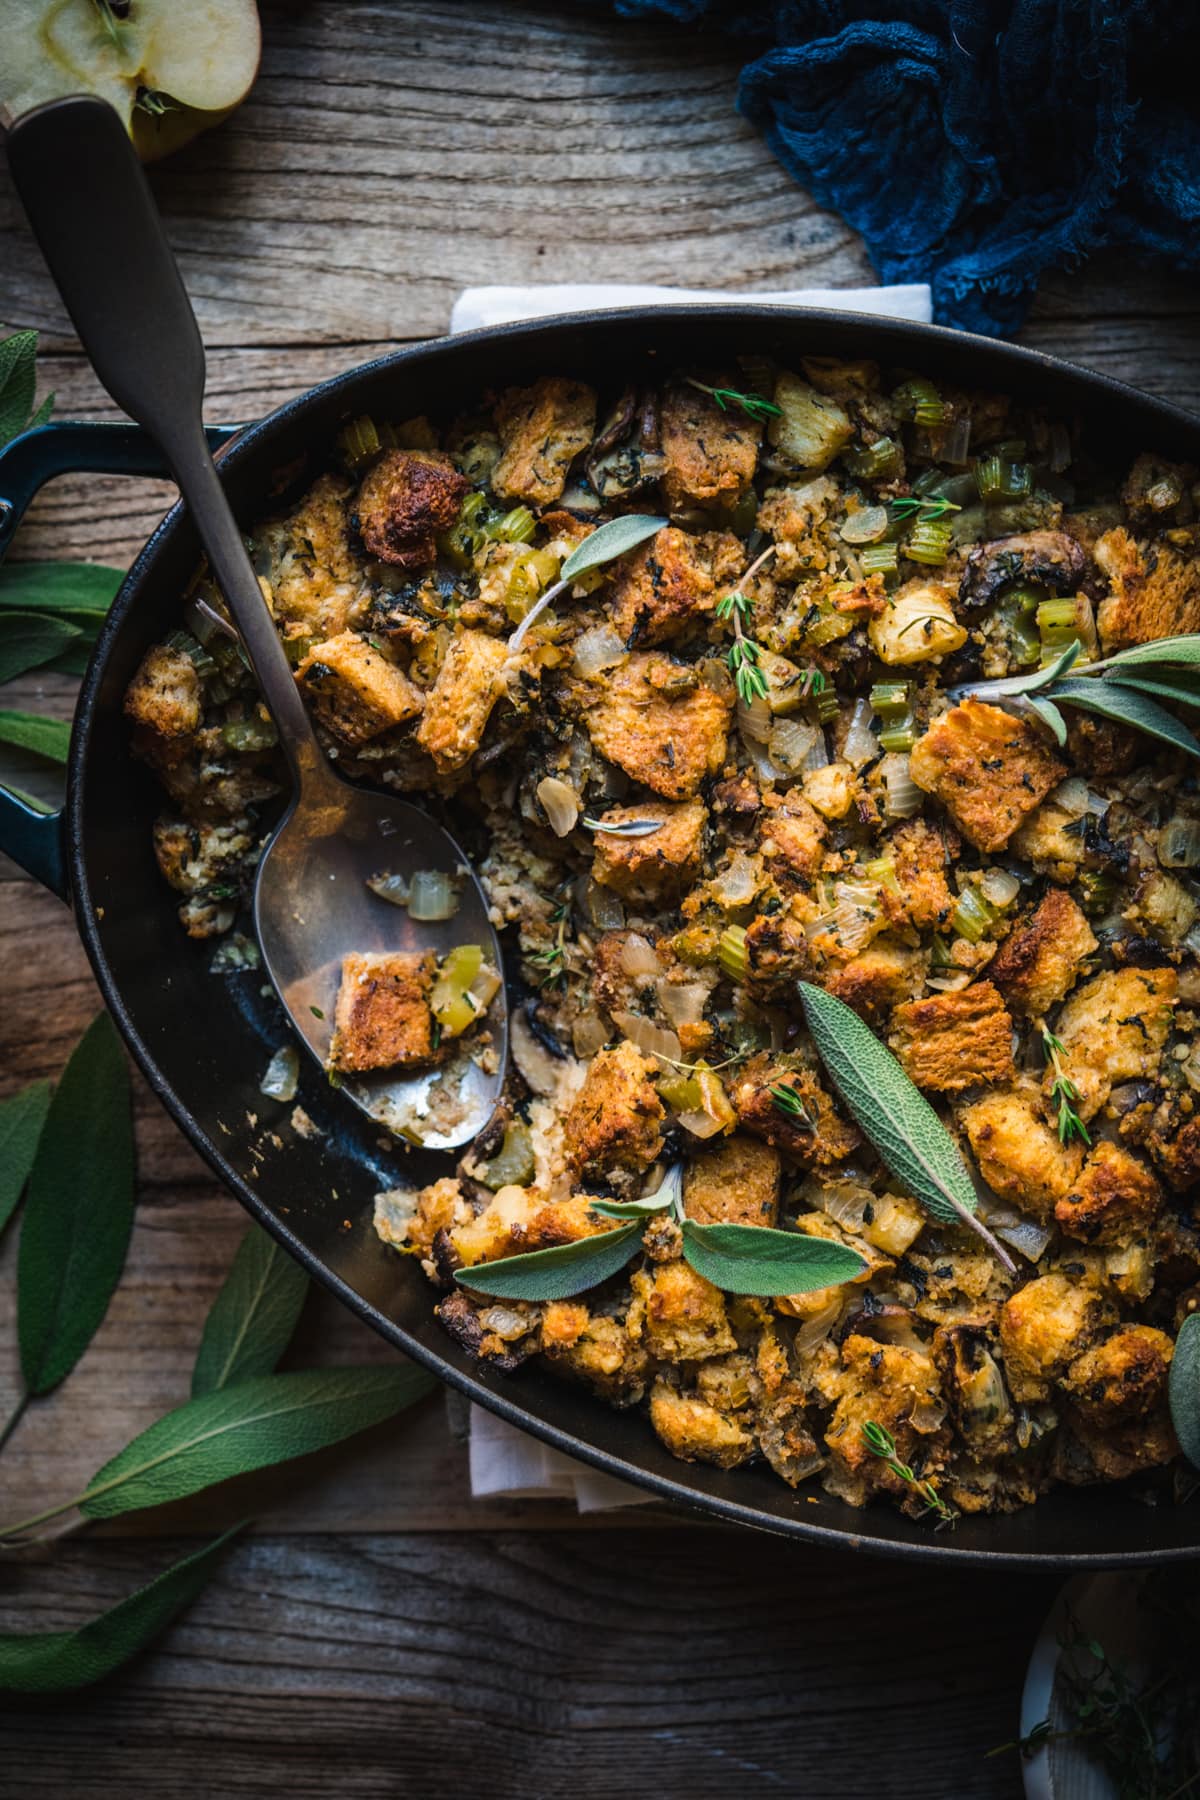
[[769, 1082, 819, 1129], [717, 547, 777, 706], [887, 495, 961, 522], [1042, 1026, 1091, 1146], [527, 902, 569, 988], [860, 1421, 958, 1527], [685, 378, 781, 422]]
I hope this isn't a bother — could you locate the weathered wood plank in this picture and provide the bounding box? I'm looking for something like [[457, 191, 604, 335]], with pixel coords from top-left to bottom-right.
[[0, 1529, 1048, 1797]]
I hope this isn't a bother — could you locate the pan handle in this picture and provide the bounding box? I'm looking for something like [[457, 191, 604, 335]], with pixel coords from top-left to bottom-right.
[[0, 416, 242, 896]]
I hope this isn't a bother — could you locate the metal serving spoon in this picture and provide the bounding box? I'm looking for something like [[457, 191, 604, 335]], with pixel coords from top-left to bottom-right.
[[6, 95, 507, 1149]]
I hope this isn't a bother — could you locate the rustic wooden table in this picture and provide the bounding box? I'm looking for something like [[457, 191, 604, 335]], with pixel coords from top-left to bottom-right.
[[2, 4, 1198, 1793]]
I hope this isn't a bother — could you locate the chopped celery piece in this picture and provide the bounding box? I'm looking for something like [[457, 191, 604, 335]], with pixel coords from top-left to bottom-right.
[[892, 377, 945, 427], [659, 1072, 702, 1112], [339, 414, 394, 469], [869, 680, 915, 752], [432, 944, 488, 1037], [1037, 595, 1096, 666], [950, 885, 997, 944], [844, 437, 903, 482], [718, 924, 749, 983], [221, 714, 278, 752], [485, 505, 537, 544], [860, 542, 899, 578], [905, 517, 954, 565], [1076, 871, 1119, 918], [673, 923, 721, 966], [481, 1121, 536, 1190], [975, 455, 1033, 501]]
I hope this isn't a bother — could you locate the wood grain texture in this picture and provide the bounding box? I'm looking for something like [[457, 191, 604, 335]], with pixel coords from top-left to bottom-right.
[[1, 0, 1197, 1785], [0, 1530, 1046, 1797]]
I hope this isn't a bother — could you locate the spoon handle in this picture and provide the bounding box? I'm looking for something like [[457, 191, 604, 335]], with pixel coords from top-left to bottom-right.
[[4, 95, 330, 792]]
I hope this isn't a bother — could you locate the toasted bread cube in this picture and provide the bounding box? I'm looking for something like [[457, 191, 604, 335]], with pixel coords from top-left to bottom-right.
[[822, 938, 927, 1019], [153, 815, 256, 896], [1055, 1141, 1163, 1246], [909, 699, 1065, 852], [824, 1335, 945, 1492], [591, 800, 706, 904], [564, 1041, 665, 1185], [262, 473, 365, 640], [1050, 966, 1177, 1120], [744, 906, 814, 998], [630, 1262, 737, 1361], [649, 1382, 753, 1469], [888, 818, 958, 932], [869, 579, 966, 665], [1094, 525, 1200, 648], [758, 788, 828, 884], [683, 1136, 781, 1227], [297, 631, 423, 748], [328, 950, 437, 1074], [608, 526, 742, 646], [732, 1053, 859, 1168], [491, 377, 596, 504], [659, 380, 760, 512], [999, 1273, 1118, 1402], [354, 449, 467, 570], [125, 641, 202, 745], [584, 653, 732, 800], [1063, 1325, 1174, 1425], [988, 887, 1097, 1018], [415, 628, 509, 771], [890, 982, 1015, 1093], [451, 1188, 604, 1268], [960, 1081, 1083, 1220], [1010, 794, 1091, 879]]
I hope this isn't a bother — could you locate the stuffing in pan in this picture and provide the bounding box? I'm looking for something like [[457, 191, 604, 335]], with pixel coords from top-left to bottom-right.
[[125, 356, 1200, 1521]]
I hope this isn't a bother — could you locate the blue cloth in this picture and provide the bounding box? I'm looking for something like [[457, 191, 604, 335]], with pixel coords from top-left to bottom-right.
[[597, 1, 1200, 335]]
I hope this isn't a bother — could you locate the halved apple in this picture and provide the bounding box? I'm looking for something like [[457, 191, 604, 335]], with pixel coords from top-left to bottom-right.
[[2, 0, 261, 160]]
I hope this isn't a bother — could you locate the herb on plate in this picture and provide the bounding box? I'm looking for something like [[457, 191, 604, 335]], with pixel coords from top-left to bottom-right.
[[860, 1420, 958, 1527], [798, 982, 1017, 1271], [454, 1159, 867, 1302], [506, 514, 666, 652]]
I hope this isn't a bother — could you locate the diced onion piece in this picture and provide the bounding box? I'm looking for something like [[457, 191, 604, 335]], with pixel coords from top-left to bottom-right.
[[793, 1297, 844, 1356], [709, 852, 761, 910], [1160, 818, 1200, 869], [909, 1396, 949, 1434], [619, 933, 662, 978], [994, 1216, 1054, 1263], [610, 1009, 681, 1067], [657, 979, 710, 1029], [841, 697, 878, 768], [881, 753, 923, 819], [573, 625, 628, 677], [743, 737, 788, 787], [676, 1065, 736, 1139], [737, 692, 773, 744], [675, 1106, 726, 1140], [926, 971, 971, 992], [1050, 776, 1090, 817], [407, 869, 461, 920], [260, 1044, 300, 1103], [980, 866, 1021, 907], [479, 1305, 535, 1340], [769, 716, 820, 773], [536, 776, 580, 838], [833, 880, 882, 953], [817, 1179, 873, 1234], [840, 504, 889, 545], [366, 871, 411, 907], [580, 878, 625, 932], [572, 1014, 610, 1060]]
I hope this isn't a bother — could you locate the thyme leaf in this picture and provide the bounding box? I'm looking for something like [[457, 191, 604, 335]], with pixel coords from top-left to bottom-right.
[[684, 378, 781, 421], [860, 1421, 958, 1526], [1042, 1026, 1091, 1147]]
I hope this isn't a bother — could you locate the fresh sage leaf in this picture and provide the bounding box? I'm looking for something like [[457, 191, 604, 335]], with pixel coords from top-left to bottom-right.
[[0, 612, 83, 686], [191, 1223, 310, 1398], [47, 645, 95, 678], [453, 1224, 641, 1300], [680, 1221, 865, 1297], [507, 514, 666, 652], [1048, 677, 1200, 759], [589, 1162, 682, 1220], [798, 982, 1016, 1271], [0, 563, 121, 621], [79, 1365, 437, 1520], [0, 1527, 240, 1695], [1169, 1310, 1200, 1472], [1103, 633, 1200, 670], [0, 710, 71, 763], [18, 1013, 135, 1395], [558, 514, 667, 583], [1026, 694, 1067, 745], [0, 330, 52, 449], [1103, 668, 1200, 709], [0, 1078, 52, 1236]]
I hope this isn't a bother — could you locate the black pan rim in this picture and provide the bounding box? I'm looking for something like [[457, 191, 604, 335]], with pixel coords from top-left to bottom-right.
[[62, 303, 1200, 1566]]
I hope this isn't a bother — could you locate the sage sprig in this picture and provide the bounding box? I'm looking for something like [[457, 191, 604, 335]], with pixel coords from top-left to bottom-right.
[[0, 709, 71, 764], [0, 1078, 52, 1238], [507, 514, 666, 652], [798, 982, 1017, 1272], [952, 634, 1200, 759], [0, 330, 53, 449], [455, 1159, 867, 1302], [1169, 1309, 1200, 1472], [191, 1223, 310, 1397]]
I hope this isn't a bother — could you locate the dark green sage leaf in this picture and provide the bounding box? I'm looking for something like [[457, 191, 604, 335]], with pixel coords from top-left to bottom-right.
[[18, 1013, 135, 1395], [0, 331, 43, 448], [191, 1224, 310, 1397], [0, 1527, 240, 1695], [680, 1221, 865, 1297], [1049, 677, 1200, 758], [799, 982, 1016, 1271], [453, 1224, 641, 1300], [0, 563, 121, 621], [47, 645, 95, 677], [0, 710, 71, 763], [0, 1078, 52, 1236], [0, 612, 83, 686], [559, 514, 666, 583], [1103, 633, 1200, 670], [1104, 668, 1200, 709], [80, 1366, 437, 1519], [1169, 1311, 1200, 1472]]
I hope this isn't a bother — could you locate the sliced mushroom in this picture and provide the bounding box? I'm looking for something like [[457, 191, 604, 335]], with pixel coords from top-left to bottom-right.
[[934, 1322, 1013, 1445], [586, 385, 666, 499], [958, 529, 1087, 609]]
